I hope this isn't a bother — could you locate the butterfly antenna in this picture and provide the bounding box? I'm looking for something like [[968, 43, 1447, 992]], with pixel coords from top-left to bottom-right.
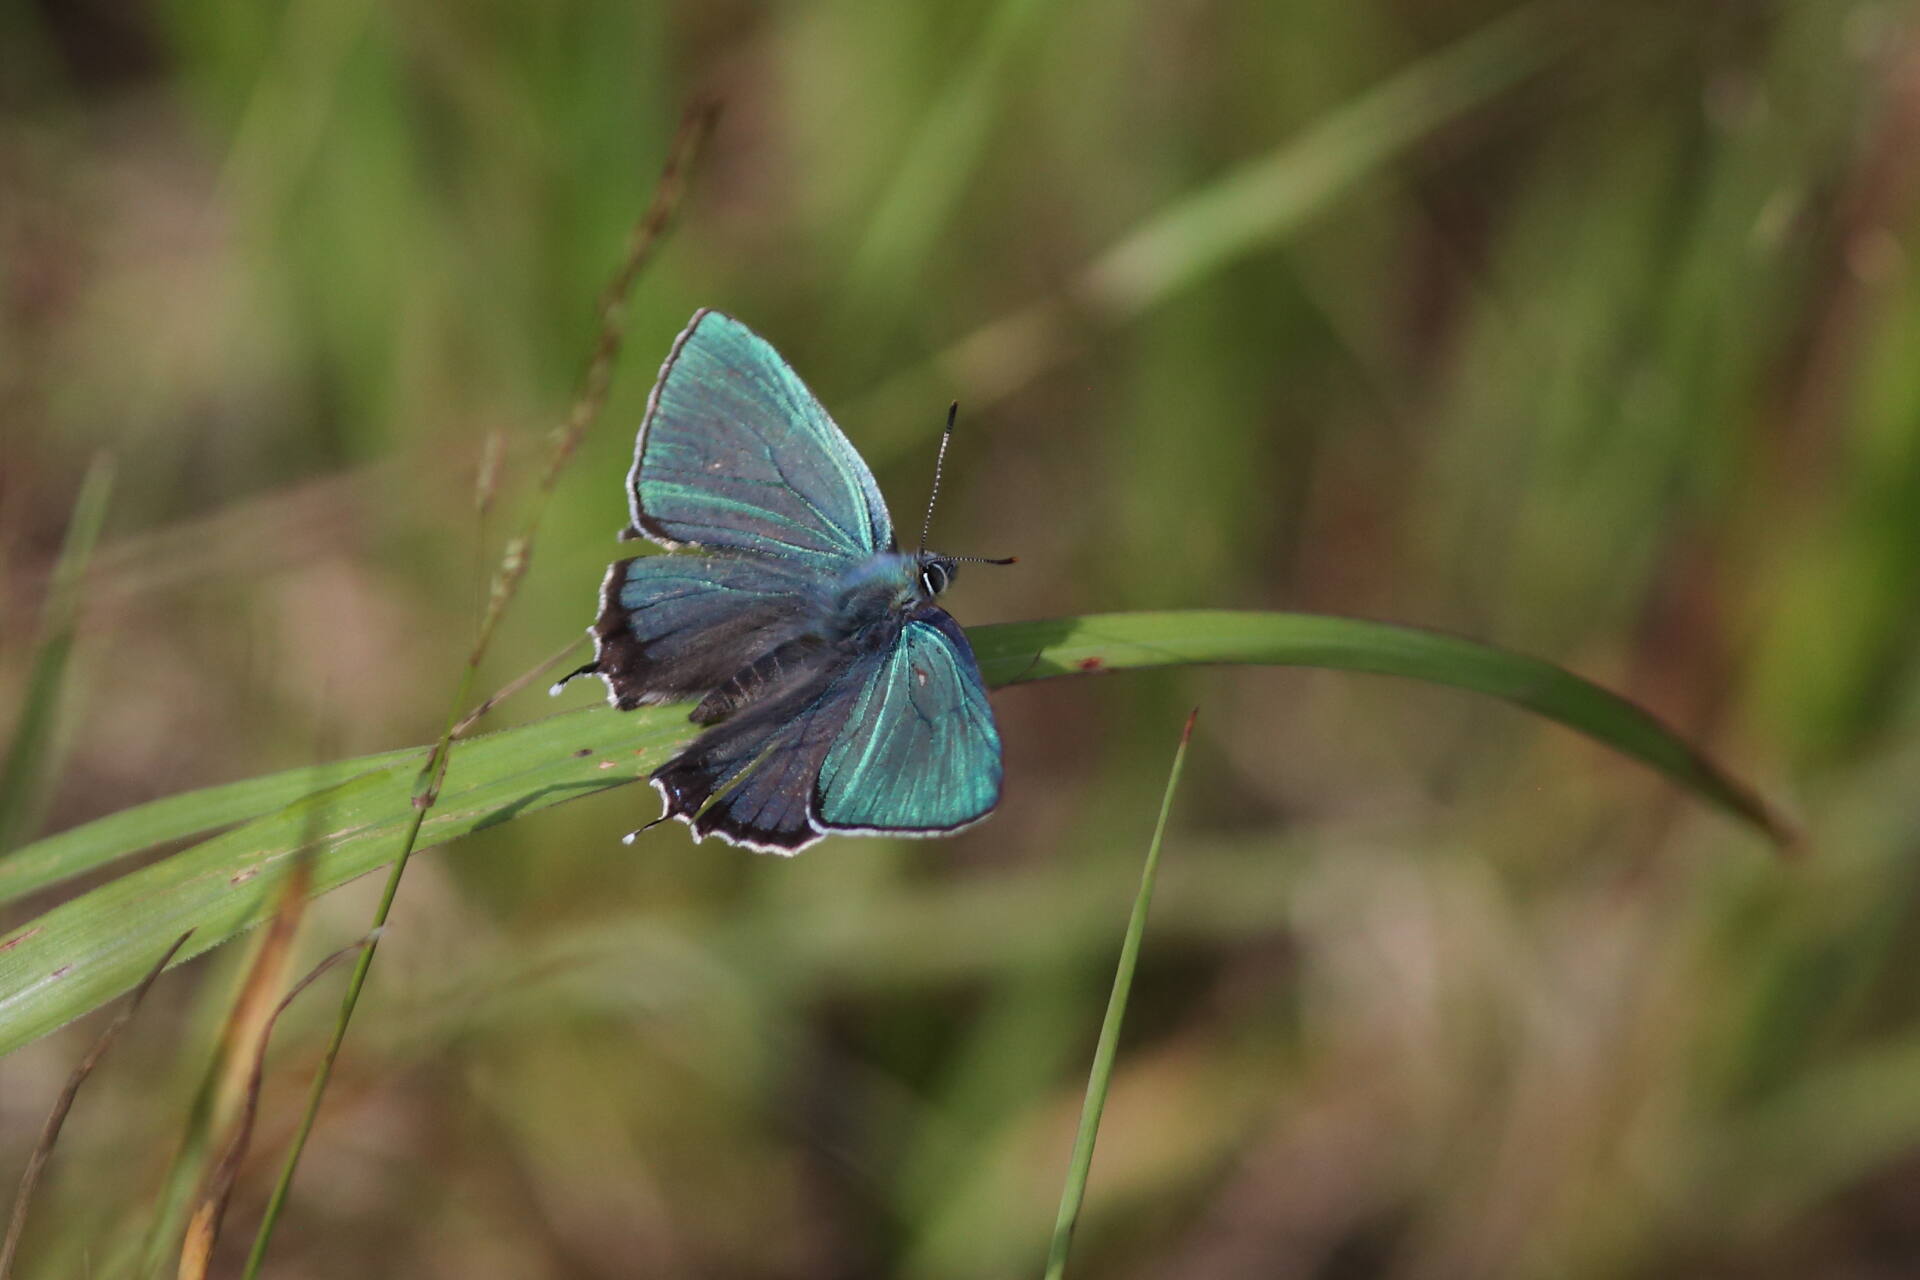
[[918, 402, 958, 557], [917, 402, 1017, 566]]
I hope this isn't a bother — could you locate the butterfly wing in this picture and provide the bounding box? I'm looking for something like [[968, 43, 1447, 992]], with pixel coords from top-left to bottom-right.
[[587, 553, 825, 710], [650, 661, 862, 853], [815, 609, 1003, 836], [606, 309, 1000, 850], [629, 310, 893, 564], [649, 609, 1001, 853]]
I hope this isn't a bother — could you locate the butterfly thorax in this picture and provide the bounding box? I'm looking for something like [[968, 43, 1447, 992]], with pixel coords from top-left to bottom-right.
[[682, 553, 947, 728], [827, 552, 955, 636]]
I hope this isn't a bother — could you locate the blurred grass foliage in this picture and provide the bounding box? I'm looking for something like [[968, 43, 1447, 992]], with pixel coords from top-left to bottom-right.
[[3, 1, 1920, 1277]]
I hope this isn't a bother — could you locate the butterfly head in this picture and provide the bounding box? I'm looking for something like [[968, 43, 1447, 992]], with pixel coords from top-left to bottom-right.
[[916, 553, 957, 600], [913, 549, 1016, 603]]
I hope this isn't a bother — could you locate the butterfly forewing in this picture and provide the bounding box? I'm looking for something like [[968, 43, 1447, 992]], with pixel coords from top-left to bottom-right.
[[630, 310, 893, 563]]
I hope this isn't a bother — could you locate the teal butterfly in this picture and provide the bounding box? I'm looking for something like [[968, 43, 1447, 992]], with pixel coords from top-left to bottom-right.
[[557, 310, 1009, 853]]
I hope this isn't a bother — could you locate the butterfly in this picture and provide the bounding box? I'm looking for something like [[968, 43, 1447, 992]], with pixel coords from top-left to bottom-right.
[[555, 308, 1011, 854]]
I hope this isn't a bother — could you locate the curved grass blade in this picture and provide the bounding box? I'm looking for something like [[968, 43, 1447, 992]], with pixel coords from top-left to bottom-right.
[[0, 643, 584, 909], [1044, 710, 1195, 1280], [0, 749, 424, 909], [977, 611, 1788, 845], [0, 609, 1786, 1060]]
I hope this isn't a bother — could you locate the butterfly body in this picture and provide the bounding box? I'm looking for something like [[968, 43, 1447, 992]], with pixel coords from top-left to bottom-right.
[[830, 551, 955, 629], [566, 310, 1002, 855]]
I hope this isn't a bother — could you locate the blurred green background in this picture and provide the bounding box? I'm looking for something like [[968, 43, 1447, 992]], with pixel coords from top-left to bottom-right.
[[6, 0, 1920, 1275]]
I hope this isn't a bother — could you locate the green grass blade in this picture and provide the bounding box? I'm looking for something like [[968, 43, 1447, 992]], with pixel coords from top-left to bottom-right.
[[0, 608, 1784, 1059], [0, 749, 424, 908], [976, 612, 1787, 843], [0, 456, 115, 857], [1044, 709, 1195, 1280]]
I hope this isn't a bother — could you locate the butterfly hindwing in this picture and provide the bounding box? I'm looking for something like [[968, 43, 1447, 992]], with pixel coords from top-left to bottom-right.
[[648, 609, 1000, 852], [630, 310, 892, 564], [650, 663, 861, 853], [815, 608, 1002, 836]]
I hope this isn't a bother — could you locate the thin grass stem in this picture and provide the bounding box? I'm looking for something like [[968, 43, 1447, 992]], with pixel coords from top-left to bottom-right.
[[238, 100, 715, 1278], [0, 454, 114, 856], [1043, 709, 1197, 1280], [178, 935, 370, 1280], [0, 931, 189, 1280]]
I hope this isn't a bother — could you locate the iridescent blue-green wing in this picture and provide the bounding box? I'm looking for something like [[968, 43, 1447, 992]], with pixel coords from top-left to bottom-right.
[[814, 609, 1003, 836], [650, 664, 860, 854], [581, 553, 824, 711], [628, 310, 892, 565]]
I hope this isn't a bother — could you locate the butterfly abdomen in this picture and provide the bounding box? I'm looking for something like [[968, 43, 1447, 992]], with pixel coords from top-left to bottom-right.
[[691, 633, 834, 725]]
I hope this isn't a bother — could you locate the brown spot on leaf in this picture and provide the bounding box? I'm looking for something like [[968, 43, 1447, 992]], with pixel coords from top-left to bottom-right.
[[0, 927, 43, 954], [1076, 657, 1105, 672], [230, 867, 260, 887]]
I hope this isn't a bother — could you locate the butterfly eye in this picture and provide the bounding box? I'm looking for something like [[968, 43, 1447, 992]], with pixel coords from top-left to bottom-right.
[[920, 564, 949, 596]]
